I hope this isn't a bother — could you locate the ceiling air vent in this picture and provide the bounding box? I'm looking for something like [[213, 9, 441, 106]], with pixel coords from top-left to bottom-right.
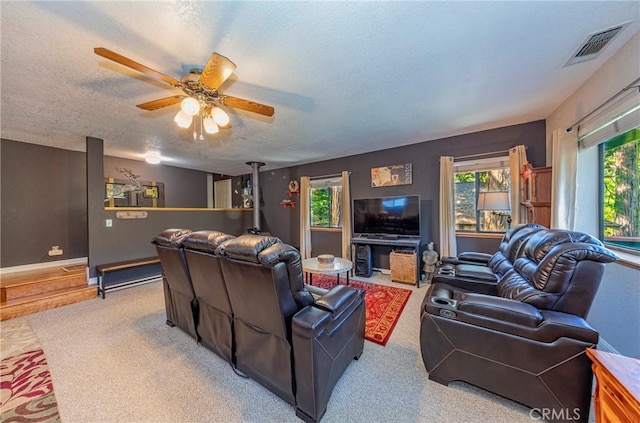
[[564, 23, 628, 67]]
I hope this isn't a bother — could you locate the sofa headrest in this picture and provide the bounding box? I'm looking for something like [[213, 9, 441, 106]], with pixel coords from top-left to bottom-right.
[[216, 234, 282, 263], [152, 229, 192, 248], [504, 226, 546, 262], [503, 223, 546, 243], [499, 224, 546, 256], [522, 229, 604, 263], [183, 230, 235, 253]]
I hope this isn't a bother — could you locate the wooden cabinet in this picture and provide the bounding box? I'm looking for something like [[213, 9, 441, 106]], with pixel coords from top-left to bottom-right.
[[586, 348, 640, 423], [521, 165, 552, 228]]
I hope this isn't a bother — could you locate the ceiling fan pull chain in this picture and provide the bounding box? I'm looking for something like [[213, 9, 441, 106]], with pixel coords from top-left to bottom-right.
[[199, 112, 205, 141]]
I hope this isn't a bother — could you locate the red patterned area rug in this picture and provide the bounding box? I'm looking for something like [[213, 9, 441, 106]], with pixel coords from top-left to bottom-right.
[[0, 320, 60, 422], [310, 275, 411, 346]]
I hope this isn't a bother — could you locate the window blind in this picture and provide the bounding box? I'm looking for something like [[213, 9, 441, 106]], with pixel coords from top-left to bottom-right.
[[579, 88, 640, 150], [454, 156, 509, 173]]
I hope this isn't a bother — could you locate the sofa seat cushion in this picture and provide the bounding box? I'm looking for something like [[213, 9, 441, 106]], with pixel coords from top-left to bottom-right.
[[456, 264, 497, 282]]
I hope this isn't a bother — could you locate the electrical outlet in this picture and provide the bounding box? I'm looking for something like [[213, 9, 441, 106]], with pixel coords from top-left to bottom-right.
[[106, 219, 112, 227], [48, 246, 63, 256]]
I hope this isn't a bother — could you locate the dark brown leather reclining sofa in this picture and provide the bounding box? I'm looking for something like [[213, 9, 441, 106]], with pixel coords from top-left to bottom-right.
[[153, 229, 365, 423], [421, 228, 618, 423], [434, 223, 546, 293]]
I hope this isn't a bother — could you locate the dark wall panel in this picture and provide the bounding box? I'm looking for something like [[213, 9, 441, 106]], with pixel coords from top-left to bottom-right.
[[311, 231, 342, 258], [259, 120, 546, 256], [456, 236, 501, 255], [92, 209, 253, 274], [1, 138, 248, 271], [104, 156, 208, 208], [1, 139, 88, 266]]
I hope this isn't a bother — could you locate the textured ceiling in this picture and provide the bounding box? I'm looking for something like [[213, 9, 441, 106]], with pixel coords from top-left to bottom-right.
[[1, 1, 638, 175]]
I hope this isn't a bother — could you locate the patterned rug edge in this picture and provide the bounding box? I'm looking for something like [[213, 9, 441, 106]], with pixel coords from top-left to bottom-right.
[[310, 275, 412, 346], [0, 320, 61, 423]]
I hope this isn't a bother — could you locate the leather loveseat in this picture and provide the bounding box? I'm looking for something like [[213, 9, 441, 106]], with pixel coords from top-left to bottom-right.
[[434, 223, 545, 293], [421, 229, 618, 423], [153, 230, 365, 423]]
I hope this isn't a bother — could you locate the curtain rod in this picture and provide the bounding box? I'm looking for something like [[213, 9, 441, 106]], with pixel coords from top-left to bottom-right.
[[565, 77, 640, 134], [454, 149, 511, 161], [309, 172, 349, 180]]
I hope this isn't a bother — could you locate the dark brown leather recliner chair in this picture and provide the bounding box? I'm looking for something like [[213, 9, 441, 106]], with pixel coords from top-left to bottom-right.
[[182, 230, 236, 363], [434, 223, 546, 293], [421, 229, 618, 423], [152, 228, 198, 340], [216, 234, 366, 423]]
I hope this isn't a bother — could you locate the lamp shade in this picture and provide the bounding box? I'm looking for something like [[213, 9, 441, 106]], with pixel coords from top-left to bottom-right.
[[477, 191, 510, 211], [203, 115, 219, 134], [181, 97, 200, 116], [211, 107, 230, 126], [174, 110, 193, 128]]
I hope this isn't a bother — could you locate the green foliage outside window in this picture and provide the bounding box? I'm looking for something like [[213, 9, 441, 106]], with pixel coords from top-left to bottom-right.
[[310, 186, 342, 228], [601, 127, 640, 252]]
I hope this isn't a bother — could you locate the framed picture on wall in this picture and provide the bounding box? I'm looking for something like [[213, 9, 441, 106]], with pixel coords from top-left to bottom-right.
[[371, 163, 412, 187], [104, 178, 165, 207]]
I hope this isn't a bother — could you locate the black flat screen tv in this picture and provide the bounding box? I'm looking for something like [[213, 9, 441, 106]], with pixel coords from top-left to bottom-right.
[[353, 195, 420, 236]]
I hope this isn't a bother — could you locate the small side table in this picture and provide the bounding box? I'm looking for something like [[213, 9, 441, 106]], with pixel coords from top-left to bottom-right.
[[586, 348, 640, 423], [302, 257, 353, 286]]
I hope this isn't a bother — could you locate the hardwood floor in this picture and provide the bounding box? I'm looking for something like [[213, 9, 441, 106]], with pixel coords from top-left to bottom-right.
[[0, 265, 96, 321]]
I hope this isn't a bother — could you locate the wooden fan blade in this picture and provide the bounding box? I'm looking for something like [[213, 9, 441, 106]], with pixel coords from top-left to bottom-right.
[[94, 47, 180, 87], [137, 96, 184, 111], [220, 96, 275, 117], [200, 53, 237, 90]]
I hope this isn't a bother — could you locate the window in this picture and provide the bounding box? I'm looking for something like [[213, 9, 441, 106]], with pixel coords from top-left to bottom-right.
[[310, 177, 343, 228], [454, 157, 511, 232], [600, 126, 640, 253]]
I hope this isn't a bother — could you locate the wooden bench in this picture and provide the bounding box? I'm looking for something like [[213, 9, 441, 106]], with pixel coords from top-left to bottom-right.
[[96, 257, 161, 299]]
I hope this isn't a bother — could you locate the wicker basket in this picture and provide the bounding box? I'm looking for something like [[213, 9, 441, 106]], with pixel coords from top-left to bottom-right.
[[390, 250, 417, 285]]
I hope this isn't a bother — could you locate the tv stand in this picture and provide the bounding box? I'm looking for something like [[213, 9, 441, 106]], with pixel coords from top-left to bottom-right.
[[350, 236, 422, 287]]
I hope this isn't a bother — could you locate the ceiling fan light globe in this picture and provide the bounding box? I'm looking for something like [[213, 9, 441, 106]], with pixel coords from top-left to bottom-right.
[[181, 97, 200, 116], [204, 116, 219, 134], [174, 110, 193, 128], [212, 107, 230, 126]]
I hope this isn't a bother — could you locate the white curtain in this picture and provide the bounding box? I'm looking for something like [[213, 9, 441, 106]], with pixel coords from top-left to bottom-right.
[[551, 129, 578, 230], [508, 145, 528, 225], [439, 156, 457, 257], [341, 171, 351, 260], [299, 176, 312, 259]]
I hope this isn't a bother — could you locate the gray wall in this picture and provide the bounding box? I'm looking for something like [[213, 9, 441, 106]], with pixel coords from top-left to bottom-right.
[[86, 138, 252, 277], [0, 138, 250, 271], [104, 156, 208, 208], [587, 262, 640, 357], [260, 120, 547, 257], [1, 139, 88, 266]]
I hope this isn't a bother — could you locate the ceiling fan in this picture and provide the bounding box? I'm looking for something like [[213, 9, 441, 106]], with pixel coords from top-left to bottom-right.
[[94, 47, 274, 137]]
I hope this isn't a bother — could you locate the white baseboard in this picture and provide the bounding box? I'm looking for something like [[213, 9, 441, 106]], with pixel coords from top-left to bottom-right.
[[0, 257, 88, 275], [88, 277, 98, 286]]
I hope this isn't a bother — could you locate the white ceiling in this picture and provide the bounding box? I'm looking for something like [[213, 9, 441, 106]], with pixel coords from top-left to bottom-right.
[[1, 1, 638, 175]]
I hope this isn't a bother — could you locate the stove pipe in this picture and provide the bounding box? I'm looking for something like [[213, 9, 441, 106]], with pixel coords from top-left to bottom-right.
[[246, 161, 265, 233]]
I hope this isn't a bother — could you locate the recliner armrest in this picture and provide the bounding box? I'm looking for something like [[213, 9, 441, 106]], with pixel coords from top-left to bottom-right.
[[314, 285, 358, 315], [431, 274, 498, 294], [457, 293, 543, 327], [292, 286, 364, 338], [457, 252, 492, 264], [291, 286, 365, 423], [424, 291, 599, 343]]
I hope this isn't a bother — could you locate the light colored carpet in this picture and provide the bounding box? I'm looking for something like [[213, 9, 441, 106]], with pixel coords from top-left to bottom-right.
[[14, 274, 541, 422]]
